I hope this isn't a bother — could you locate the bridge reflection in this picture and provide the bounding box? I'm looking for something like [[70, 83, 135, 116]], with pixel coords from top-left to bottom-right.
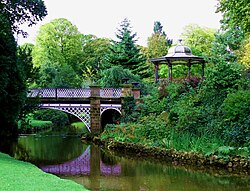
[[40, 145, 121, 176]]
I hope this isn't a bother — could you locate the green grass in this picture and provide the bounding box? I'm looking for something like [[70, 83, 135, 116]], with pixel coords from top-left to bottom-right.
[[30, 119, 52, 127], [0, 152, 88, 191], [71, 122, 85, 129]]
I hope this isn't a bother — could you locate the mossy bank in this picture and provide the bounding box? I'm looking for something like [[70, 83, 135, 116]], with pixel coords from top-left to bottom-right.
[[93, 137, 250, 176]]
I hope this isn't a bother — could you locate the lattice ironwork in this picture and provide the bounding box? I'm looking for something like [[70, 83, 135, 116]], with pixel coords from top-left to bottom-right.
[[28, 88, 121, 98], [100, 104, 122, 115], [27, 89, 40, 97], [100, 88, 122, 98], [40, 103, 91, 132], [39, 88, 56, 97], [57, 88, 91, 98]]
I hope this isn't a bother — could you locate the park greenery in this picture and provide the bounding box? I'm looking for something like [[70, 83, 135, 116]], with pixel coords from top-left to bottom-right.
[[0, 0, 250, 166]]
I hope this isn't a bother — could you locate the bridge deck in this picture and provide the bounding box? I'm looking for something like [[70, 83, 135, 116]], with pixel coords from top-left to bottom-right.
[[28, 88, 122, 99]]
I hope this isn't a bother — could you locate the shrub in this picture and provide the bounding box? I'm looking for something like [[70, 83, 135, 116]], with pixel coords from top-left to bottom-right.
[[33, 109, 69, 127], [221, 90, 250, 146]]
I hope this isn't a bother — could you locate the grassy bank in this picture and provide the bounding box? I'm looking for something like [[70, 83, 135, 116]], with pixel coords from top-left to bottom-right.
[[0, 152, 88, 191]]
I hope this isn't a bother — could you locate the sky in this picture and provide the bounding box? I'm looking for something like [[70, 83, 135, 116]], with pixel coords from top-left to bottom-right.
[[17, 0, 222, 47]]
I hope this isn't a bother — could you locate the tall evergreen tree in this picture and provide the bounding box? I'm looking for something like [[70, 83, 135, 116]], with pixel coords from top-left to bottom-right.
[[108, 18, 149, 78], [0, 12, 26, 138], [0, 0, 47, 138]]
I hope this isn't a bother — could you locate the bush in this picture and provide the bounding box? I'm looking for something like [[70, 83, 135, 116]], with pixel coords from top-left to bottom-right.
[[33, 109, 69, 127], [221, 90, 250, 146], [99, 66, 140, 88]]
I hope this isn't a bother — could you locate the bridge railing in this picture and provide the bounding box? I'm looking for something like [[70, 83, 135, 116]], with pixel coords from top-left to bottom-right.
[[28, 88, 122, 98], [100, 88, 122, 98]]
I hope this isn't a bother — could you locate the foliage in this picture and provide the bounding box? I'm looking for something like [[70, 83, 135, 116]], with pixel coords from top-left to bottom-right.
[[138, 85, 168, 117], [99, 65, 140, 88], [107, 18, 149, 78], [181, 24, 216, 57], [0, 0, 47, 36], [217, 0, 250, 34], [80, 35, 111, 82], [33, 109, 69, 127], [0, 12, 26, 138], [32, 18, 83, 88], [221, 90, 250, 146], [0, 152, 87, 191], [121, 96, 138, 123], [203, 61, 243, 95], [17, 43, 38, 87], [146, 21, 172, 59], [238, 34, 250, 70], [0, 0, 46, 138], [211, 27, 245, 62]]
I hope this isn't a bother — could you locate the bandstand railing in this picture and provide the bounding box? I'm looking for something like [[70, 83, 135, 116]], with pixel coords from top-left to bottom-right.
[[27, 88, 122, 98]]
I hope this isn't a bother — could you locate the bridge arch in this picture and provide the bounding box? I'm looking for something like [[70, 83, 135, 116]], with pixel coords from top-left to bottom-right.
[[40, 104, 91, 132], [101, 109, 121, 131]]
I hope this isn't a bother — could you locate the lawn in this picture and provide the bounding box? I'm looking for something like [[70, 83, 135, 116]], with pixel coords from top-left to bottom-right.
[[0, 152, 88, 191]]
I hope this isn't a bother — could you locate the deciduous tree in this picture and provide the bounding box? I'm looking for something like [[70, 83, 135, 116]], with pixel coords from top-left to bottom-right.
[[1, 0, 47, 36], [217, 0, 250, 34], [181, 24, 216, 57], [32, 18, 83, 87], [80, 34, 111, 83]]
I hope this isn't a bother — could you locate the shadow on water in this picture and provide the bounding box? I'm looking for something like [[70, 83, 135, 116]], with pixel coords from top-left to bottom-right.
[[1, 135, 250, 191]]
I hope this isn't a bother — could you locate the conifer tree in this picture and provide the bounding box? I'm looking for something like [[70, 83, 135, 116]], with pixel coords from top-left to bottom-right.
[[108, 18, 149, 78]]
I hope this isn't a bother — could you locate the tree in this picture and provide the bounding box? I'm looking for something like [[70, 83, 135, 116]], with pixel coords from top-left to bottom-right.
[[80, 34, 111, 84], [238, 35, 250, 70], [211, 27, 245, 63], [99, 65, 140, 88], [0, 1, 47, 138], [17, 43, 38, 87], [217, 0, 250, 34], [1, 0, 47, 36], [32, 18, 83, 88], [181, 24, 216, 57], [0, 12, 26, 138], [146, 21, 172, 59], [108, 18, 149, 78]]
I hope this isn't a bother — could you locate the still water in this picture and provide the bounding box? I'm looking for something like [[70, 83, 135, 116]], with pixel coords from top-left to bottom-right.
[[8, 135, 250, 191]]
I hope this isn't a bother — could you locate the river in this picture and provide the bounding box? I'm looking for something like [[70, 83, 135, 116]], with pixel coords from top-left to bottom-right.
[[3, 135, 250, 191]]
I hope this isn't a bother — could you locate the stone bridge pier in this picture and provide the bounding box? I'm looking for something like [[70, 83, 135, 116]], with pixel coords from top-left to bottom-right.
[[89, 85, 140, 135]]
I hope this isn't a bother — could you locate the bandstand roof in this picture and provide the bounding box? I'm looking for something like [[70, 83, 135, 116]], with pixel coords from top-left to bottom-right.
[[149, 40, 205, 65]]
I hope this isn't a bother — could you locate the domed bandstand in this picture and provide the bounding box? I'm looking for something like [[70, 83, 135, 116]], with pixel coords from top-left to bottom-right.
[[149, 40, 206, 82]]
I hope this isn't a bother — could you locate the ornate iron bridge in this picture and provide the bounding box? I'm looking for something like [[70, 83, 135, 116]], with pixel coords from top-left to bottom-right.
[[27, 88, 123, 132]]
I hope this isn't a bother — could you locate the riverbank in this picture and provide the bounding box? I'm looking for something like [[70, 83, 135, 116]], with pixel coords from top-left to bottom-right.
[[0, 152, 88, 191], [93, 137, 250, 176]]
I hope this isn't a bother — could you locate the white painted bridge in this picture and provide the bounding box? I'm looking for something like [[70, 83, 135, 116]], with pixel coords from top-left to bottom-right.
[[27, 88, 124, 133]]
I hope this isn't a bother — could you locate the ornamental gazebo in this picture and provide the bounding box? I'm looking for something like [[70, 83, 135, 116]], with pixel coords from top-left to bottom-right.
[[149, 40, 206, 82]]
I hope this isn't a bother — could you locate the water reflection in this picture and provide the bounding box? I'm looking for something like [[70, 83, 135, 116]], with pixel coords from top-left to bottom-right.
[[12, 135, 87, 165], [5, 135, 250, 191], [40, 146, 121, 176]]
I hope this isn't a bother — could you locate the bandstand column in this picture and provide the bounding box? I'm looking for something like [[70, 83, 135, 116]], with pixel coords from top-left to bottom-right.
[[167, 60, 173, 81], [154, 63, 159, 82], [187, 60, 191, 81]]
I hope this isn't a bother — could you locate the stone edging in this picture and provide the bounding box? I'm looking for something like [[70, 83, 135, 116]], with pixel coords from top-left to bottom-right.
[[93, 137, 250, 175]]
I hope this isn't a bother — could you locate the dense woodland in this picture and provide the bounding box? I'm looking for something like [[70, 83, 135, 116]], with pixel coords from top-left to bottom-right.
[[0, 0, 249, 158]]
